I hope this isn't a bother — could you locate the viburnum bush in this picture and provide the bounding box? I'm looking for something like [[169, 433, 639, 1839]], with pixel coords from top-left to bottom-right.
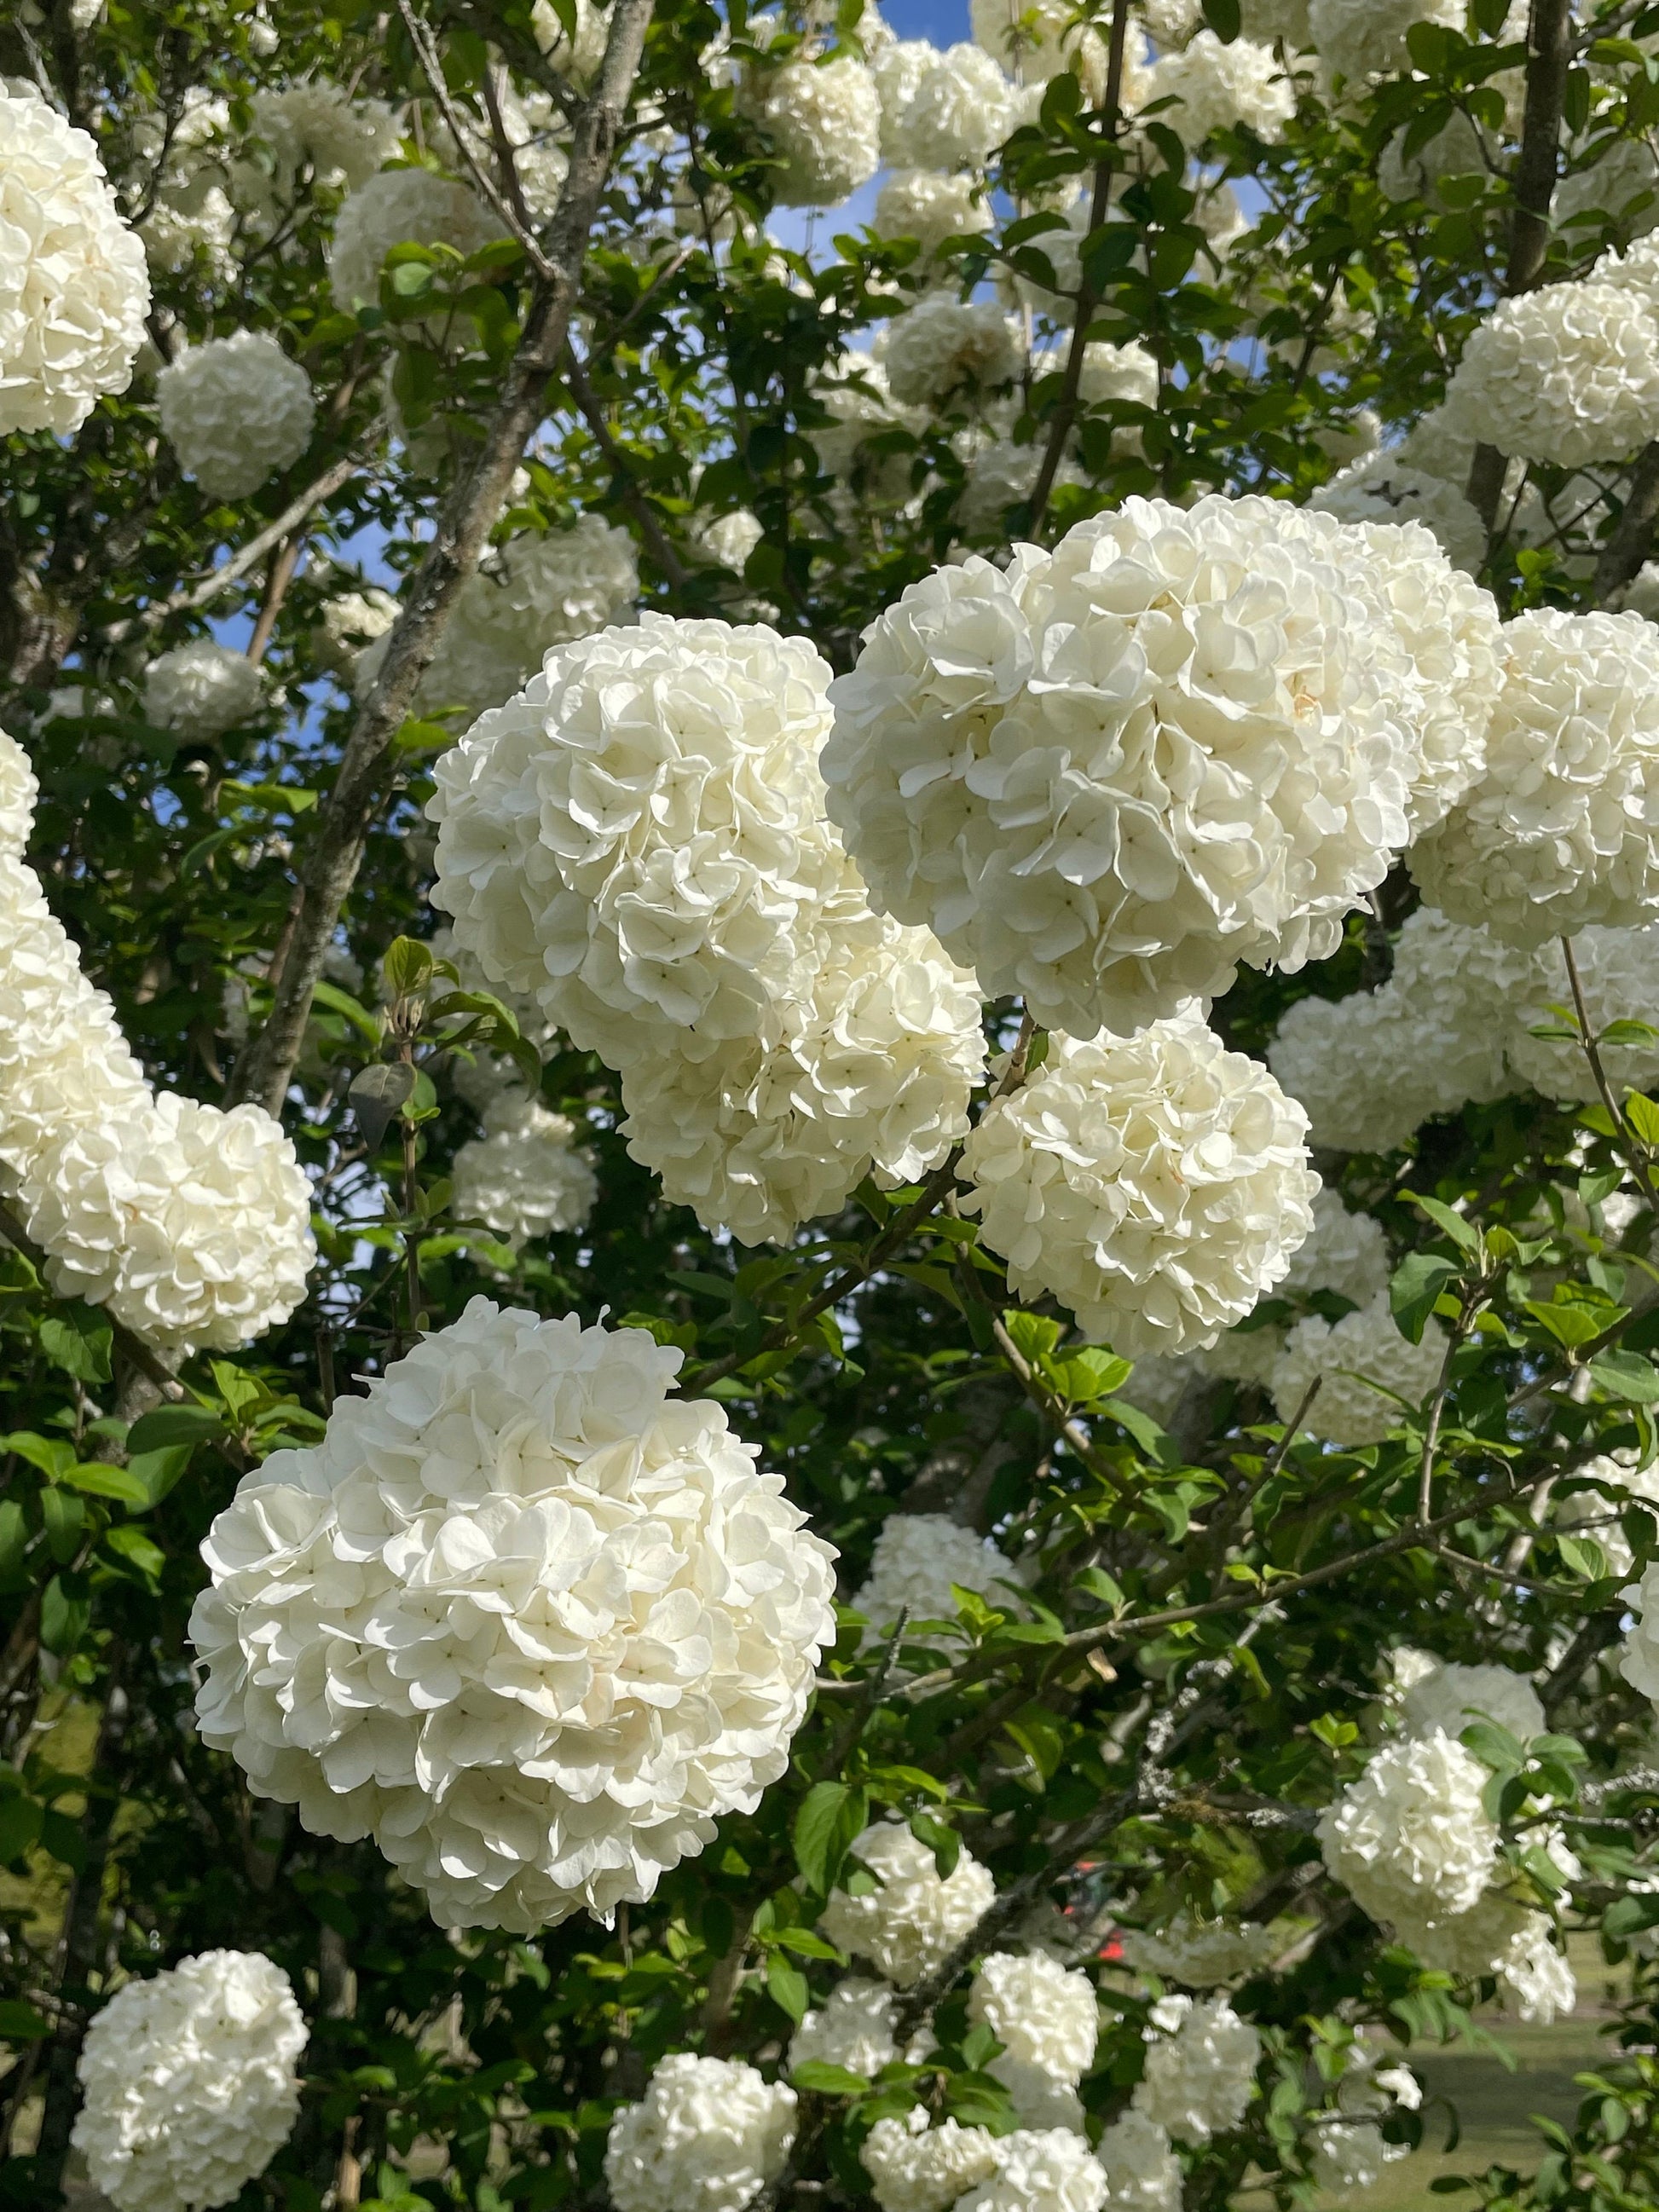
[[16, 1, 1659, 2209]]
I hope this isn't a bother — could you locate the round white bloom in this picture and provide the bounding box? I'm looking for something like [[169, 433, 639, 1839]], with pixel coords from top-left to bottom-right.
[[1282, 1190, 1390, 1308], [824, 498, 1420, 1038], [1094, 2111, 1182, 2212], [1147, 32, 1292, 145], [1558, 1451, 1659, 1579], [0, 857, 151, 1194], [1508, 925, 1659, 1104], [874, 40, 939, 153], [737, 56, 882, 206], [991, 2059, 1087, 2134], [958, 2129, 1108, 2212], [968, 1952, 1098, 2084], [1442, 281, 1659, 470], [189, 1299, 839, 1932], [971, 0, 1110, 90], [1240, 0, 1312, 40], [449, 1095, 597, 1245], [604, 2053, 797, 2212], [314, 584, 399, 678], [1269, 1291, 1448, 1447], [1307, 0, 1460, 84], [1270, 504, 1503, 836], [875, 169, 991, 262], [954, 438, 1082, 538], [1133, 1995, 1261, 2146], [884, 297, 1022, 407], [144, 641, 263, 740], [1398, 1659, 1545, 1747], [1411, 608, 1659, 947], [380, 516, 639, 719], [810, 354, 928, 504], [1394, 1894, 1576, 2022], [1120, 1919, 1279, 1987], [962, 1019, 1319, 1360], [886, 43, 1018, 170], [1619, 1556, 1659, 1707], [429, 615, 984, 1243], [1267, 988, 1426, 1153], [1373, 906, 1550, 1119], [1115, 1351, 1200, 1427], [0, 88, 148, 434], [1312, 464, 1485, 580], [819, 1822, 997, 1988], [1318, 1735, 1500, 1926], [533, 0, 613, 80], [251, 81, 402, 193], [789, 1977, 899, 2078], [1311, 2119, 1400, 2194], [617, 899, 985, 1245], [0, 726, 38, 856], [25, 1092, 315, 1352], [70, 1950, 306, 2212], [328, 165, 498, 308], [694, 507, 766, 572], [853, 1512, 1024, 1634], [1379, 107, 1491, 208], [156, 333, 316, 503], [1197, 1320, 1285, 1390], [862, 2107, 1001, 2212], [1078, 337, 1159, 413], [1562, 140, 1659, 244]]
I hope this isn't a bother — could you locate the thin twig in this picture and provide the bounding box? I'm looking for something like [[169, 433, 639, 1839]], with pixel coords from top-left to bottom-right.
[[1563, 933, 1659, 1213]]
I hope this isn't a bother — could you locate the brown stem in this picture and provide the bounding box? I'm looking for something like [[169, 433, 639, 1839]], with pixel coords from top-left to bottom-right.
[[32, 1662, 130, 2195], [1026, 0, 1131, 534], [1593, 438, 1659, 601], [246, 534, 304, 665], [226, 0, 657, 1118]]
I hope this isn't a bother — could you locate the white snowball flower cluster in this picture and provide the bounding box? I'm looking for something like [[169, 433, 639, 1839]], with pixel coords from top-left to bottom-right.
[[1412, 608, 1659, 946], [962, 1019, 1319, 1360], [71, 1950, 306, 2212], [810, 354, 927, 505], [604, 2053, 797, 2212], [1268, 907, 1558, 1152], [1147, 32, 1292, 145], [449, 1094, 598, 1246], [1442, 281, 1659, 468], [1311, 2119, 1405, 2195], [128, 90, 239, 278], [0, 87, 149, 434], [885, 43, 1018, 170], [853, 1512, 1024, 1633], [314, 583, 399, 679], [1094, 2110, 1182, 2212], [819, 1822, 997, 1987], [1619, 1553, 1659, 1710], [1281, 1190, 1390, 1308], [0, 752, 313, 1352], [189, 1300, 838, 1931], [328, 165, 498, 308], [789, 1978, 899, 2079], [954, 438, 1082, 537], [1119, 1918, 1279, 1986], [958, 2129, 1108, 2212], [0, 726, 38, 855], [737, 55, 882, 205], [824, 497, 1442, 1037], [1396, 1658, 1545, 1747], [884, 296, 1022, 407], [1508, 925, 1659, 1104], [251, 79, 402, 193], [971, 0, 1108, 90], [1318, 1735, 1500, 1927], [875, 169, 991, 263], [1307, 0, 1460, 85], [1558, 138, 1659, 243], [430, 615, 984, 1243], [373, 515, 639, 718], [156, 332, 316, 502], [862, 2106, 1001, 2212], [144, 640, 263, 739], [1558, 1452, 1659, 1579], [1393, 1890, 1577, 2023], [1269, 1292, 1448, 1447], [969, 1952, 1098, 2083], [1313, 462, 1485, 583], [1133, 1995, 1262, 2146], [1379, 108, 1492, 210], [26, 1091, 314, 1352]]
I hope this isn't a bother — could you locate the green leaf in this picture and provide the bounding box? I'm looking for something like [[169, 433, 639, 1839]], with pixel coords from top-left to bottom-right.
[[59, 1462, 149, 1506], [1403, 1193, 1482, 1255], [350, 1061, 416, 1150], [384, 936, 435, 998], [125, 1403, 225, 1453], [38, 1306, 113, 1384], [104, 1524, 166, 1583], [1, 1432, 77, 1481], [1524, 1299, 1614, 1350], [1002, 1309, 1062, 1364], [0, 1500, 26, 1583], [790, 2060, 870, 2095], [1557, 1532, 1609, 1581], [910, 1812, 962, 1880], [39, 1486, 84, 1565], [1200, 0, 1240, 37], [1589, 1349, 1659, 1403], [1391, 1254, 1460, 1344], [766, 1954, 810, 2024], [0, 1999, 49, 2040], [1043, 1347, 1133, 1403], [0, 1793, 43, 1863], [1460, 1718, 1527, 1773], [39, 1572, 89, 1656], [793, 1781, 868, 1896]]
